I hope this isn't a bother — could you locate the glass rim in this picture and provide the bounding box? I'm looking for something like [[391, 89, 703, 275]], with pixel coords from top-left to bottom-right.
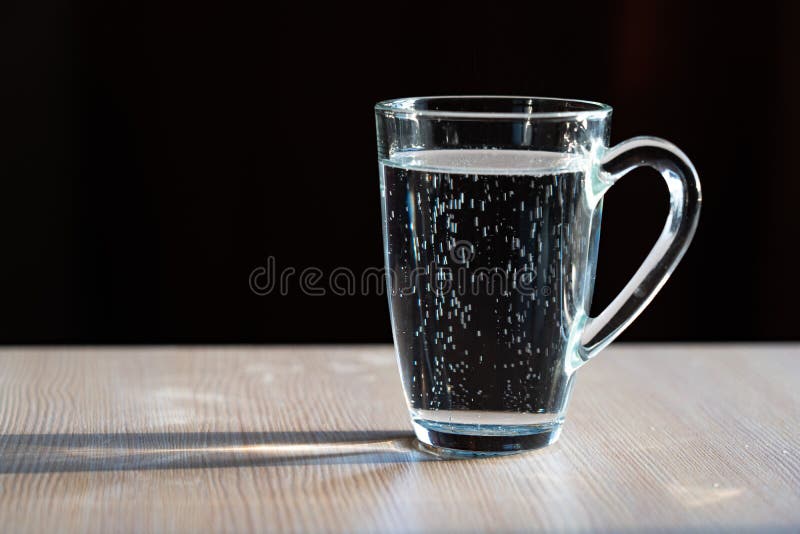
[[375, 95, 613, 120]]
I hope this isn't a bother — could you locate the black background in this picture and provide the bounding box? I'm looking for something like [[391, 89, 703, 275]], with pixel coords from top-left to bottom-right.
[[1, 1, 798, 344]]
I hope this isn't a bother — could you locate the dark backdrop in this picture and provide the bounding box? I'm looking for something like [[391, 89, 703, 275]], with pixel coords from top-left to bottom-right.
[[1, 1, 798, 343]]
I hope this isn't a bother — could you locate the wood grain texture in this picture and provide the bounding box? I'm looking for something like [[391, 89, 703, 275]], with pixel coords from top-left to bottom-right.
[[0, 344, 798, 533]]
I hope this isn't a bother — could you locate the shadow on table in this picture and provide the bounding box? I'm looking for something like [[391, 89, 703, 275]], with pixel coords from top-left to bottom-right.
[[0, 430, 440, 473]]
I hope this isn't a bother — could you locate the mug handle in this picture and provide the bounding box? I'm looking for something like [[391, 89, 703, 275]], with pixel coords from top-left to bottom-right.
[[579, 136, 702, 361]]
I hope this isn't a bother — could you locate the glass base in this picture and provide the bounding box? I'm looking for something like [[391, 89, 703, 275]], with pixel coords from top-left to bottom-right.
[[411, 418, 563, 457]]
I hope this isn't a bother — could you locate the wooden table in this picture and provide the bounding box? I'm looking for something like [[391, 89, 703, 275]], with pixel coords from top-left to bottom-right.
[[0, 345, 798, 532]]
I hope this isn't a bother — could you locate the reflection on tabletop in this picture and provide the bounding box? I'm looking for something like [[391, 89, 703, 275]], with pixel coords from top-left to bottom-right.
[[0, 430, 437, 473]]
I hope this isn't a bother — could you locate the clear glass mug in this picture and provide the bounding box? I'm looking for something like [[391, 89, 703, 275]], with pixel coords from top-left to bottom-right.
[[376, 96, 701, 456]]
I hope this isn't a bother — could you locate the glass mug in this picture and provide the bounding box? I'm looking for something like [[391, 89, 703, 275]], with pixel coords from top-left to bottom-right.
[[376, 96, 701, 456]]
